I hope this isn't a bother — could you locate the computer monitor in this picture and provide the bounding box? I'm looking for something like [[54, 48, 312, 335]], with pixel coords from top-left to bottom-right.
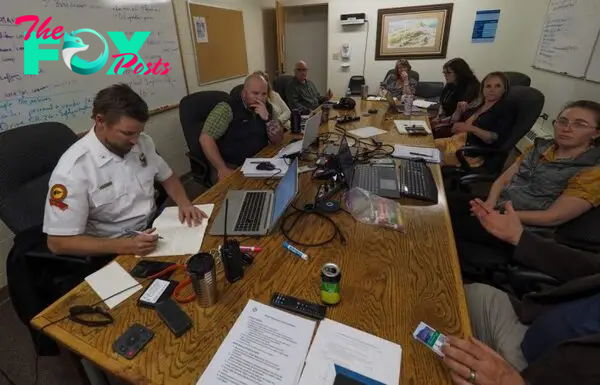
[[337, 136, 355, 187], [301, 110, 322, 151], [269, 158, 299, 230]]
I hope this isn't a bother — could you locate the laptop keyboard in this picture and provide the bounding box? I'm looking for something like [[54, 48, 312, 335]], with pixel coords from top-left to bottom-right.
[[354, 165, 379, 193], [234, 192, 267, 232], [398, 159, 438, 203]]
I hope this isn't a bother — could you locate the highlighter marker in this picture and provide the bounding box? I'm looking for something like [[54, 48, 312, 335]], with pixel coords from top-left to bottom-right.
[[282, 241, 309, 261], [239, 246, 262, 253]]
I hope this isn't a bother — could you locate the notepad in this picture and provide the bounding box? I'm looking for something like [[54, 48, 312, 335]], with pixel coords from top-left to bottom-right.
[[347, 126, 387, 138], [241, 157, 290, 178], [143, 204, 214, 258], [85, 261, 142, 309], [412, 100, 438, 109], [394, 119, 432, 134], [392, 144, 441, 163]]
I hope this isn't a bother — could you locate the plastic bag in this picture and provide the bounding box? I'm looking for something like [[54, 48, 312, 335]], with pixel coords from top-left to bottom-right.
[[343, 187, 405, 232]]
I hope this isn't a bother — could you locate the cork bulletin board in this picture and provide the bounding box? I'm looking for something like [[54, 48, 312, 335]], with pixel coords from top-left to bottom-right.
[[187, 2, 249, 84]]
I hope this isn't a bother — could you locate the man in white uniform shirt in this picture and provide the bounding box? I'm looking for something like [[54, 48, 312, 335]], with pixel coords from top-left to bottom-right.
[[43, 83, 207, 257]]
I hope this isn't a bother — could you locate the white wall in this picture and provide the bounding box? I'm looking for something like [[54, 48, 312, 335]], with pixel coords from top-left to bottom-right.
[[0, 0, 270, 289], [284, 4, 329, 93]]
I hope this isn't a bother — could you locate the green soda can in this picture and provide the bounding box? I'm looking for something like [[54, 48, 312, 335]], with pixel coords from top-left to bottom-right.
[[320, 263, 341, 305]]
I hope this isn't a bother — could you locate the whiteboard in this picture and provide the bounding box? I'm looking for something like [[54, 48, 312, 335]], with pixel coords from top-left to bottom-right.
[[0, 0, 187, 133], [532, 0, 600, 78], [586, 39, 600, 82]]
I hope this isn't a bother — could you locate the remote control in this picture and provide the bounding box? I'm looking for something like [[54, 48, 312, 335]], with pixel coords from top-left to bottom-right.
[[270, 292, 327, 320], [112, 323, 154, 360]]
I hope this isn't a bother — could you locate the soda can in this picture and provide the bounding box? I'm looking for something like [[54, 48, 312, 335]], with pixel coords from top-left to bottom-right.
[[320, 263, 341, 305], [361, 84, 369, 99]]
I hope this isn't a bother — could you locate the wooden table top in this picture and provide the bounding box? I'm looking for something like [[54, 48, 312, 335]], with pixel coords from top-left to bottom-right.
[[32, 99, 471, 385]]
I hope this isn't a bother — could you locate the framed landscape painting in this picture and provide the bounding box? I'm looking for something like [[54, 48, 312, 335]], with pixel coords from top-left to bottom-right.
[[375, 3, 454, 60]]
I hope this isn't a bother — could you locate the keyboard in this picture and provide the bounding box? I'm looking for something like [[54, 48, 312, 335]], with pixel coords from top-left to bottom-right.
[[354, 165, 379, 193], [398, 159, 438, 203], [234, 192, 267, 232]]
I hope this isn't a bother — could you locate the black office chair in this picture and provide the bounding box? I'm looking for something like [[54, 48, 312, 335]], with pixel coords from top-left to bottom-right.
[[449, 86, 545, 191], [179, 90, 229, 187], [230, 84, 244, 99], [273, 74, 294, 103], [504, 71, 531, 87], [415, 81, 444, 100], [347, 75, 365, 95]]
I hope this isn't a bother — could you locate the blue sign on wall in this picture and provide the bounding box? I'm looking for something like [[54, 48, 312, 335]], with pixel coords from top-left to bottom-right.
[[472, 10, 501, 43]]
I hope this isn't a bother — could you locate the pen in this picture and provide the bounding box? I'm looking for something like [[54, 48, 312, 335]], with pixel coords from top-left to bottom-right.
[[126, 230, 163, 239], [240, 246, 262, 253], [409, 152, 433, 157], [282, 241, 309, 261]]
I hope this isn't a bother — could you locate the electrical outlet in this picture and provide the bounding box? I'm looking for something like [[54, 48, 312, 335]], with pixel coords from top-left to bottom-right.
[[332, 52, 340, 60]]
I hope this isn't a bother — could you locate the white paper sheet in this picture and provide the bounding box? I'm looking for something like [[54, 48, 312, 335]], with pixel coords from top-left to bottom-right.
[[413, 100, 437, 109], [347, 126, 387, 138], [197, 299, 316, 385], [298, 319, 402, 385], [84, 261, 142, 309], [392, 144, 441, 164], [394, 119, 432, 134], [241, 157, 290, 178], [143, 204, 214, 257]]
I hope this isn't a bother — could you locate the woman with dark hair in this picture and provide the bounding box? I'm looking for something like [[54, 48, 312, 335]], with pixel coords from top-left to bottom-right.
[[381, 58, 418, 99], [435, 71, 516, 167], [439, 58, 480, 116]]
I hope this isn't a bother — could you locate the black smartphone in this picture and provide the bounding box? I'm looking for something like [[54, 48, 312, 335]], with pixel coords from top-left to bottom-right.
[[130, 260, 175, 279]]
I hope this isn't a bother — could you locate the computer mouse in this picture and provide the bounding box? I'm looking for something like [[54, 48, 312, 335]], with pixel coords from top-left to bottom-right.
[[368, 108, 378, 114], [256, 162, 276, 171]]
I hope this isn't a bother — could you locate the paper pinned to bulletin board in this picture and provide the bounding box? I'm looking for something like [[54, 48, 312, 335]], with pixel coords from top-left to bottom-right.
[[193, 16, 209, 43], [472, 10, 501, 43]]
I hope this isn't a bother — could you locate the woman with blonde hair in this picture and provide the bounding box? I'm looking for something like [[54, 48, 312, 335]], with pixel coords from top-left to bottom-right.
[[253, 70, 291, 130]]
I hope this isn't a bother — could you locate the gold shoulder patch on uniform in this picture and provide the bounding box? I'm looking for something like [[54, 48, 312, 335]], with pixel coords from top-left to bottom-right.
[[49, 184, 69, 210]]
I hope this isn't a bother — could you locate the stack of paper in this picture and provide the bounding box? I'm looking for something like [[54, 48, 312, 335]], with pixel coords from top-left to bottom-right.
[[241, 157, 290, 178], [197, 299, 316, 385], [347, 126, 387, 138], [392, 144, 441, 163], [143, 204, 215, 257], [394, 119, 432, 134], [298, 319, 402, 385], [413, 99, 438, 109], [85, 261, 142, 309]]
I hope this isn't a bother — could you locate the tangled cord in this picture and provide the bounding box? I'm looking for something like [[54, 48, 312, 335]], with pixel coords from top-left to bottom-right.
[[280, 204, 347, 247]]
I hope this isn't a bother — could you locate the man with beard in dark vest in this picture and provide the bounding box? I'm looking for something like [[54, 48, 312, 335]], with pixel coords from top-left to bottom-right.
[[200, 73, 284, 184]]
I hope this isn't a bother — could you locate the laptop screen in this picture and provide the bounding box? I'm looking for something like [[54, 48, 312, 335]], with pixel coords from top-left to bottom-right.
[[338, 136, 355, 187], [302, 110, 322, 150], [270, 158, 299, 226]]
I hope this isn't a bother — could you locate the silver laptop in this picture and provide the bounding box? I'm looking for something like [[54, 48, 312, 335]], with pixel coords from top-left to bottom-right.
[[301, 110, 322, 150], [209, 159, 299, 236]]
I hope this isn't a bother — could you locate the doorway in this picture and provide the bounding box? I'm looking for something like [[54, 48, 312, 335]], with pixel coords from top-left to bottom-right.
[[284, 4, 328, 94]]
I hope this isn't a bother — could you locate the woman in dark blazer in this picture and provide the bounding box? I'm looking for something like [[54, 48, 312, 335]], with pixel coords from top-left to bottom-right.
[[435, 71, 516, 167], [433, 58, 481, 138]]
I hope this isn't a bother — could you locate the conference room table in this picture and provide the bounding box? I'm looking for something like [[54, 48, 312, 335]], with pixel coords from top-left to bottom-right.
[[31, 98, 471, 385]]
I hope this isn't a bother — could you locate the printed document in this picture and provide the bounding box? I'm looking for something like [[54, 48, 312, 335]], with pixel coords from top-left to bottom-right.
[[394, 119, 432, 134], [144, 204, 214, 257], [298, 319, 402, 385], [197, 299, 316, 385]]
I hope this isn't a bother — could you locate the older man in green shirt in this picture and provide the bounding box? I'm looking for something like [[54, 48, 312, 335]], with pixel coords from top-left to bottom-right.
[[285, 60, 332, 112]]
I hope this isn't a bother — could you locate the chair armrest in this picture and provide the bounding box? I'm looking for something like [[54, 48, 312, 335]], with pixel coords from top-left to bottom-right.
[[186, 152, 208, 169], [26, 243, 92, 264], [456, 146, 508, 172], [507, 265, 562, 298], [459, 173, 499, 185]]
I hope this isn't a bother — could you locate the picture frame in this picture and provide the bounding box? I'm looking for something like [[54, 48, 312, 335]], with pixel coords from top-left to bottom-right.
[[375, 3, 454, 60]]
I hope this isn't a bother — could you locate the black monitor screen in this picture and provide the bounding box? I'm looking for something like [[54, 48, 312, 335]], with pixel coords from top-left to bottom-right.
[[338, 136, 355, 186]]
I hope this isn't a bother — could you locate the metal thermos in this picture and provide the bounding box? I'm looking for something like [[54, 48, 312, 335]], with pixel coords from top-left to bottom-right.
[[361, 84, 369, 99], [321, 104, 331, 124], [187, 252, 218, 308], [291, 109, 302, 133]]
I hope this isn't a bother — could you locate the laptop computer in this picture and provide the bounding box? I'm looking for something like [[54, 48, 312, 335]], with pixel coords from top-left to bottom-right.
[[209, 158, 299, 236], [278, 110, 322, 157], [338, 136, 401, 199]]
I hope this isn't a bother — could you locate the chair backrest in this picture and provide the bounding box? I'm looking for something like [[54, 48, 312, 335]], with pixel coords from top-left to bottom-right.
[[555, 206, 600, 252], [229, 84, 244, 99], [0, 122, 78, 233], [273, 74, 294, 103], [348, 75, 365, 95], [483, 85, 545, 173], [415, 81, 444, 99], [179, 90, 230, 166], [504, 71, 531, 87]]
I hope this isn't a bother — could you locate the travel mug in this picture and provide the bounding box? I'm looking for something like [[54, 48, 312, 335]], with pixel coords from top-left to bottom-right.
[[187, 252, 218, 308]]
